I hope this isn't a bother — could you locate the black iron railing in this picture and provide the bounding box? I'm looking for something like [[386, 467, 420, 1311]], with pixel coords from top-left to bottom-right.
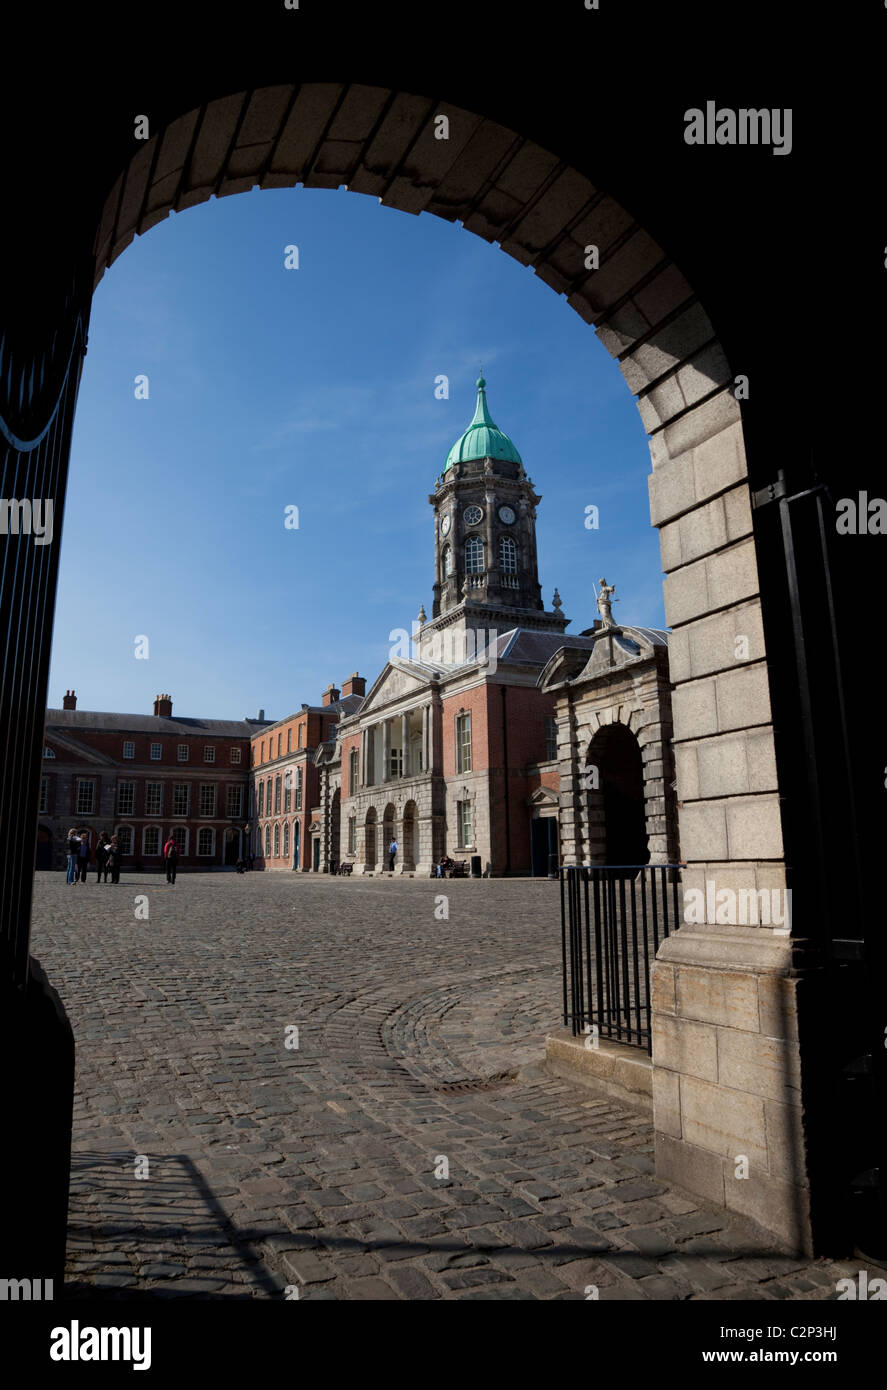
[[559, 864, 683, 1054]]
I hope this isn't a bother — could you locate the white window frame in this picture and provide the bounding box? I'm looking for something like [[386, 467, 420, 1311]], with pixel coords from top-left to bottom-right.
[[43, 746, 56, 759], [143, 825, 161, 857], [283, 822, 290, 858], [150, 742, 162, 761], [203, 745, 215, 763], [117, 780, 136, 816], [442, 545, 453, 578], [76, 778, 95, 815], [455, 713, 472, 774], [230, 747, 242, 764], [457, 799, 473, 849], [171, 826, 189, 856], [177, 743, 189, 762], [173, 783, 190, 817], [258, 783, 265, 816], [122, 740, 135, 760], [273, 822, 280, 857], [295, 768, 303, 811], [199, 783, 216, 817], [226, 785, 243, 818], [197, 827, 215, 857], [145, 782, 162, 816], [265, 825, 271, 857]]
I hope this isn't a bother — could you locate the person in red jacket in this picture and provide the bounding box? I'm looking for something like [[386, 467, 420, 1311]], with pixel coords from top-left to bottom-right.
[[163, 834, 179, 884]]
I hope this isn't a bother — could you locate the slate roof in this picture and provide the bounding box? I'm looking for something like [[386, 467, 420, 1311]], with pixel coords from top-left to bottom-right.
[[45, 709, 270, 737]]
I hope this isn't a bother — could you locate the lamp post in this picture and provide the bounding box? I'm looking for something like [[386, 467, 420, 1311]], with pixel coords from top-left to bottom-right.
[[243, 822, 251, 870]]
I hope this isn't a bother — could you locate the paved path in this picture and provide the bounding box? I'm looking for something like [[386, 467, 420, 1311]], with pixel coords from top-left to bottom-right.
[[30, 871, 864, 1300]]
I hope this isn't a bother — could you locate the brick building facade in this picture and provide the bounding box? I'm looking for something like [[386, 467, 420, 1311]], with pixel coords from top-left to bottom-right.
[[249, 678, 363, 872], [39, 692, 269, 872]]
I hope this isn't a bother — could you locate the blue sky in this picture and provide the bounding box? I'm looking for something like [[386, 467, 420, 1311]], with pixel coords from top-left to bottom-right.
[[49, 186, 665, 722]]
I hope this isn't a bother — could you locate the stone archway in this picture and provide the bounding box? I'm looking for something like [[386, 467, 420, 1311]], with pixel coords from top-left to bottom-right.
[[401, 800, 417, 872], [363, 808, 377, 873], [0, 79, 819, 1254], [382, 803, 396, 871], [585, 723, 649, 869]]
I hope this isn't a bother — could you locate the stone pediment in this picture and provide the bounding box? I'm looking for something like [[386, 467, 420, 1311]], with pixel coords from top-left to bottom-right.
[[42, 731, 118, 766], [528, 785, 560, 809], [538, 625, 666, 691], [358, 660, 435, 714]]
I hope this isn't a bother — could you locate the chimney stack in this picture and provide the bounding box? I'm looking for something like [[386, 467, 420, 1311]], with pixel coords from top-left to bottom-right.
[[321, 683, 341, 707], [257, 708, 265, 721], [341, 673, 366, 698], [62, 689, 77, 710], [153, 693, 173, 717]]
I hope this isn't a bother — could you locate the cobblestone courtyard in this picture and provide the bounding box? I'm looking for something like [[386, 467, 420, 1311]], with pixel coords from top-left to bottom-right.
[[30, 870, 865, 1301]]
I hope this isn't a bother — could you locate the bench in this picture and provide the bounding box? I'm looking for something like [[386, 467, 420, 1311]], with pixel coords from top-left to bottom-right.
[[430, 859, 469, 878], [337, 861, 354, 875]]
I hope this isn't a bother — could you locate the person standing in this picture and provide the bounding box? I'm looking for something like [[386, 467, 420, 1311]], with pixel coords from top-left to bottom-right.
[[163, 833, 179, 884], [65, 828, 79, 884], [95, 832, 110, 884], [106, 835, 121, 884], [388, 837, 398, 872], [76, 830, 91, 882]]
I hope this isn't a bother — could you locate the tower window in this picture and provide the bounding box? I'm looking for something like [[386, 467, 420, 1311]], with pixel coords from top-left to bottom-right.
[[499, 536, 517, 573], [465, 536, 484, 574], [442, 545, 453, 578]]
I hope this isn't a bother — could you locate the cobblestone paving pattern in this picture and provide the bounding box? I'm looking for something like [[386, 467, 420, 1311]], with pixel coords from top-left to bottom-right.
[[30, 871, 869, 1300]]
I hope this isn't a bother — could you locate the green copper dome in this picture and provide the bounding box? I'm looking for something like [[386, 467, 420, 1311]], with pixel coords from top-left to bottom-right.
[[444, 377, 522, 471]]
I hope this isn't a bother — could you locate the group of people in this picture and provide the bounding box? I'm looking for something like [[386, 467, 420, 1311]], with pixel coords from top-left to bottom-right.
[[64, 830, 182, 884], [65, 829, 122, 884]]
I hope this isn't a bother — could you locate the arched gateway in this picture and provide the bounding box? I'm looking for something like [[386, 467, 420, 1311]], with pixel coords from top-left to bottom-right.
[[0, 54, 866, 1274]]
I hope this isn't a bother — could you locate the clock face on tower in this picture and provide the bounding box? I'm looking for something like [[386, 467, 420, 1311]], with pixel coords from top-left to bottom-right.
[[498, 505, 516, 524], [463, 505, 484, 526], [440, 514, 451, 537]]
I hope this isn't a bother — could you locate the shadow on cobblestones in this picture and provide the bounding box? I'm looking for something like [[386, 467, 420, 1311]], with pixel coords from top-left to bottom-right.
[[66, 1151, 283, 1299]]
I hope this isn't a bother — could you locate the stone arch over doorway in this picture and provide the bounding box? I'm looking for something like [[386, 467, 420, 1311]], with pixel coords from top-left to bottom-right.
[[363, 808, 377, 873], [0, 79, 811, 1252], [585, 722, 649, 869], [382, 802, 396, 871], [401, 800, 417, 873]]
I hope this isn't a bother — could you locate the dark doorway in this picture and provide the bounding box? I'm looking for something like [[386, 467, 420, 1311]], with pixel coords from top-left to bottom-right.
[[531, 818, 557, 877], [36, 826, 53, 870], [312, 838, 321, 871], [223, 829, 239, 866], [587, 723, 649, 867]]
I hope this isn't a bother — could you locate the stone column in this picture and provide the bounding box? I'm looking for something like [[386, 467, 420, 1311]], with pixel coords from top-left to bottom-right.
[[382, 720, 391, 782], [359, 730, 366, 788], [401, 712, 410, 778], [422, 705, 429, 773], [427, 702, 435, 773]]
